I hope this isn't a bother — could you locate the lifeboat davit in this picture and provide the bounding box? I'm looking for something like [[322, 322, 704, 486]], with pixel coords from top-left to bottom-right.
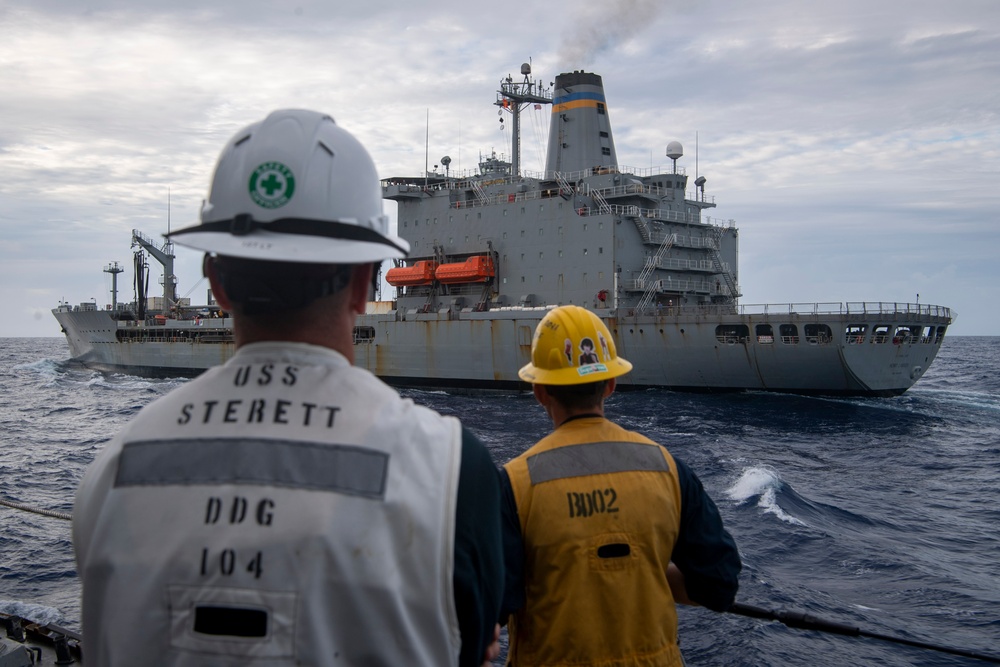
[[435, 255, 495, 284], [385, 260, 438, 287]]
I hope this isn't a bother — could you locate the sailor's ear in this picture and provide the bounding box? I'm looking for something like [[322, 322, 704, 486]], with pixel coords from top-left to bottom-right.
[[604, 377, 617, 399], [347, 263, 374, 315], [204, 255, 233, 312]]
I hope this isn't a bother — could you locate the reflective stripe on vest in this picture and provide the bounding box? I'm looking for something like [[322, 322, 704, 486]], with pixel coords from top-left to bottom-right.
[[116, 437, 389, 499], [527, 440, 671, 484]]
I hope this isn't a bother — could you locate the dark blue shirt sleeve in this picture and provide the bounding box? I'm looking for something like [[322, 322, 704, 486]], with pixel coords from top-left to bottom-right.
[[498, 467, 525, 622], [454, 426, 505, 666], [670, 455, 742, 612]]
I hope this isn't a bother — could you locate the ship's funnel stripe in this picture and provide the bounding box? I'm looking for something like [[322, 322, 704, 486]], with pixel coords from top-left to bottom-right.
[[527, 440, 669, 485], [552, 91, 606, 105], [115, 438, 389, 499], [552, 99, 607, 113]]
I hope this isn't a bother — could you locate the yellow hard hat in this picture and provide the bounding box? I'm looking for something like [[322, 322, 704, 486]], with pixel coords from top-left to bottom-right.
[[519, 305, 633, 385]]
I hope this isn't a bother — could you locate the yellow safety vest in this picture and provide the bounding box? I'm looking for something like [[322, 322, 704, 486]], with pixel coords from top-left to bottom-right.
[[504, 417, 684, 667]]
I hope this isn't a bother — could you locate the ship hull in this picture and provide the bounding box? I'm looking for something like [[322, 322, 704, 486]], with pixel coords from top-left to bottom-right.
[[52, 308, 234, 377], [54, 304, 949, 397]]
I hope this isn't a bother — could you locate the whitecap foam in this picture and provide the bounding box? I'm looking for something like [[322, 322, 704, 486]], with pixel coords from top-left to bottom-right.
[[727, 466, 782, 503], [727, 466, 805, 526], [0, 599, 64, 625]]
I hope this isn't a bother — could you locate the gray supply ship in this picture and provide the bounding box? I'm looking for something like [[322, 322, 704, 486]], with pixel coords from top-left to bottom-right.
[[53, 65, 953, 396]]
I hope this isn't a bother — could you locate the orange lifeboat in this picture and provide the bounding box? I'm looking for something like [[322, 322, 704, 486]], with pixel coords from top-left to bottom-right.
[[386, 260, 438, 287], [435, 255, 495, 284]]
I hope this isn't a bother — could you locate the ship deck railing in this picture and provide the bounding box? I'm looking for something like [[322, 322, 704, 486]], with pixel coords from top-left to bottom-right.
[[383, 166, 724, 217], [625, 301, 952, 321], [622, 277, 733, 296], [384, 163, 685, 190], [749, 302, 953, 319]]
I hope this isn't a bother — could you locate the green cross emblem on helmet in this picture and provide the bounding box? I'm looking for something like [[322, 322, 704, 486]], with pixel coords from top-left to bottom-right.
[[249, 162, 296, 209]]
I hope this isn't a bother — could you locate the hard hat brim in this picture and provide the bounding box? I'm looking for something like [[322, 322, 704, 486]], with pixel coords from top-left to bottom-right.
[[170, 228, 409, 264], [518, 356, 633, 385]]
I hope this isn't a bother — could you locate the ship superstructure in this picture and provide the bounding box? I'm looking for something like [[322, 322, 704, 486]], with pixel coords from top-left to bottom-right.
[[384, 67, 737, 317]]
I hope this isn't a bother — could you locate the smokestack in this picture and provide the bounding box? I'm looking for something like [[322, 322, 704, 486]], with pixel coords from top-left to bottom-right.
[[544, 71, 618, 175]]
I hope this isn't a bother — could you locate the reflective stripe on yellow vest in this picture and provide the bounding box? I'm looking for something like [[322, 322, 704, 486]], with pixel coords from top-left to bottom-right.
[[505, 418, 684, 667]]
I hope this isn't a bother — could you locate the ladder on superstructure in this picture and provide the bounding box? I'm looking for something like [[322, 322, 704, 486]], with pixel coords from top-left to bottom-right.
[[588, 184, 611, 214], [555, 173, 573, 199], [709, 225, 738, 303], [636, 234, 676, 312], [471, 181, 490, 206]]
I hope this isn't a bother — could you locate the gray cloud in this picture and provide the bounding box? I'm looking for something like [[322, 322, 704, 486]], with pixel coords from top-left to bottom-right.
[[1, 0, 998, 336]]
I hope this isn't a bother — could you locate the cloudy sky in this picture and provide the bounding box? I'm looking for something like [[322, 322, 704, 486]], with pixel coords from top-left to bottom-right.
[[2, 0, 997, 337]]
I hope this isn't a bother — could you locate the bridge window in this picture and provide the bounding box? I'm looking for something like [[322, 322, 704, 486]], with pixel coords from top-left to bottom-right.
[[845, 324, 867, 344], [353, 326, 376, 344], [892, 325, 917, 344], [804, 323, 832, 344], [716, 324, 749, 344], [872, 325, 890, 344], [779, 324, 799, 344]]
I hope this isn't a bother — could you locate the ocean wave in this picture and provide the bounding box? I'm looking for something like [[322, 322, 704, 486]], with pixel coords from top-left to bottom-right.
[[726, 466, 806, 526]]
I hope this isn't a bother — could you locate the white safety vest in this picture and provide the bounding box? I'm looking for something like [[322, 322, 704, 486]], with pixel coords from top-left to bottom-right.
[[73, 342, 463, 666]]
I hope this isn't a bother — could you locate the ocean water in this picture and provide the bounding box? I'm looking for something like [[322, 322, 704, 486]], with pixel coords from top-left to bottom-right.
[[1, 336, 997, 666]]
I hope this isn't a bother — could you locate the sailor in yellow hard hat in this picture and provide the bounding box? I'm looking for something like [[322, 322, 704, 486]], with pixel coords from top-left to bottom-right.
[[500, 305, 742, 666]]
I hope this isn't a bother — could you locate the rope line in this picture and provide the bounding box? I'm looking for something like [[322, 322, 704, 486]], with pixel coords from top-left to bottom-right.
[[0, 497, 72, 521]]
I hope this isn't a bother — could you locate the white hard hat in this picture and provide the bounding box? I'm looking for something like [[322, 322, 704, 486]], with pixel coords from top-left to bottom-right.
[[169, 109, 409, 263]]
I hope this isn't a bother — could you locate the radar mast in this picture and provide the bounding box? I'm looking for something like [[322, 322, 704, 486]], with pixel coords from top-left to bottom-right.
[[496, 62, 552, 176]]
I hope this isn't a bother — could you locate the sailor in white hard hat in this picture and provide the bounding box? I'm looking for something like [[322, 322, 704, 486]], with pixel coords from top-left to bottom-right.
[[73, 109, 504, 666]]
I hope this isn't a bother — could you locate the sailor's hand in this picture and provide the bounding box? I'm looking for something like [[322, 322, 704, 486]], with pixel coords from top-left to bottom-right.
[[481, 623, 501, 665]]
